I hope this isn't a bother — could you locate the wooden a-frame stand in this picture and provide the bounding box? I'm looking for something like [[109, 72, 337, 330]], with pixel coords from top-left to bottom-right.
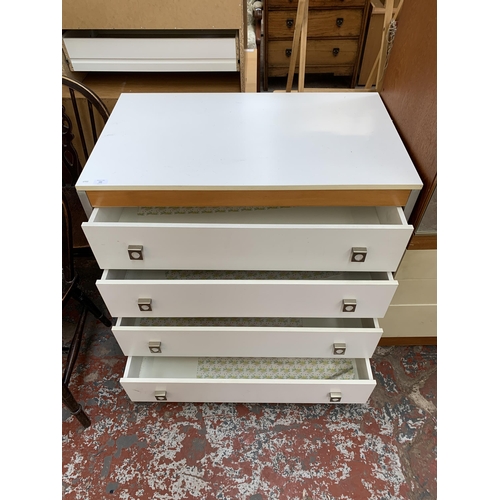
[[284, 0, 404, 93]]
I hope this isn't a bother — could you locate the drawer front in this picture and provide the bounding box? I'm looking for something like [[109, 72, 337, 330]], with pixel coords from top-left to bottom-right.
[[268, 9, 363, 39], [113, 317, 382, 358], [83, 207, 412, 272], [97, 270, 397, 318], [268, 39, 358, 68], [268, 0, 366, 9], [121, 356, 375, 403]]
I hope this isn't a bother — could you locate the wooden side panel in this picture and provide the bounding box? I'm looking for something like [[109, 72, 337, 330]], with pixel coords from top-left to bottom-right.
[[379, 0, 437, 229], [62, 0, 243, 30], [85, 189, 411, 208]]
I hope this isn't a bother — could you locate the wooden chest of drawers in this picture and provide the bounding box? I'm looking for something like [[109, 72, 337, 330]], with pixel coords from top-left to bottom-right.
[[264, 0, 370, 89], [76, 92, 422, 404]]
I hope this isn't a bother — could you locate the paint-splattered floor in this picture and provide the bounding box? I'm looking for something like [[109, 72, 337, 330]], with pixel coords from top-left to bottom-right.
[[62, 254, 437, 500]]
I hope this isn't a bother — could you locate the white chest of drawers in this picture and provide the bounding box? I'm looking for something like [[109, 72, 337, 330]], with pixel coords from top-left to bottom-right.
[[76, 92, 422, 405]]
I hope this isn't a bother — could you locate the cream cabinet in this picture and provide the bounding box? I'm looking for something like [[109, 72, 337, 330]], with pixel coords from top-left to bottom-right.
[[77, 92, 422, 404]]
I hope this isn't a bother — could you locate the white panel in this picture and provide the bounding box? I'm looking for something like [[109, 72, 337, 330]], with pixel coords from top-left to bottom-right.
[[75, 93, 423, 193], [113, 319, 383, 358], [63, 37, 237, 72], [97, 272, 397, 318], [120, 358, 376, 403], [69, 59, 237, 72], [379, 305, 437, 338], [83, 206, 412, 271]]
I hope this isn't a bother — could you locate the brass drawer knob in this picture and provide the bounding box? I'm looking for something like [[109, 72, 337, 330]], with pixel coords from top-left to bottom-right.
[[336, 18, 344, 27], [333, 48, 340, 57], [342, 299, 357, 313], [286, 18, 294, 28], [148, 341, 162, 354], [333, 343, 347, 355], [351, 247, 367, 262], [330, 392, 342, 403], [138, 298, 152, 312], [128, 245, 143, 260], [154, 390, 167, 401], [285, 48, 292, 57]]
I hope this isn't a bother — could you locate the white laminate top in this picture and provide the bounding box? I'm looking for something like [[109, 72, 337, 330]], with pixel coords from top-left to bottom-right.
[[75, 92, 422, 192]]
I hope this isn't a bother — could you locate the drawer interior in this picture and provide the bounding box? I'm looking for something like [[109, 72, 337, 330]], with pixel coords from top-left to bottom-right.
[[104, 269, 391, 281], [118, 317, 378, 328], [90, 206, 406, 226], [125, 356, 372, 381]]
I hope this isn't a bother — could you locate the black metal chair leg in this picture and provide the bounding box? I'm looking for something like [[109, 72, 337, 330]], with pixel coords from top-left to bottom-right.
[[71, 284, 112, 327], [62, 382, 91, 428]]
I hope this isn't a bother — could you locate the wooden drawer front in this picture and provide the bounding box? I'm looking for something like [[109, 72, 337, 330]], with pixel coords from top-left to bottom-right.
[[268, 39, 358, 68], [114, 317, 382, 358], [268, 0, 366, 9], [96, 270, 397, 319], [83, 207, 412, 272], [121, 356, 375, 403], [268, 10, 363, 39]]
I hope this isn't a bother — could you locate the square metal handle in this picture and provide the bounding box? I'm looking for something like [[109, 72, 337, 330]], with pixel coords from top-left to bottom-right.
[[154, 391, 167, 401], [351, 247, 367, 263], [128, 245, 144, 260], [138, 298, 152, 312], [149, 341, 162, 354], [342, 299, 357, 313], [329, 392, 342, 403], [333, 343, 346, 355]]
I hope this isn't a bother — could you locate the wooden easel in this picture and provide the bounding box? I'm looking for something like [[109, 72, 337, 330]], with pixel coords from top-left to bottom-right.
[[285, 0, 404, 93], [285, 0, 309, 92], [364, 0, 404, 90]]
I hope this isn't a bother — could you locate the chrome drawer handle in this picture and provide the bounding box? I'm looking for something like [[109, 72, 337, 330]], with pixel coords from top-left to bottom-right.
[[149, 341, 162, 354], [333, 343, 346, 355], [154, 390, 167, 401], [138, 298, 152, 312], [128, 245, 143, 260], [330, 392, 342, 403], [342, 299, 357, 313], [351, 247, 367, 262]]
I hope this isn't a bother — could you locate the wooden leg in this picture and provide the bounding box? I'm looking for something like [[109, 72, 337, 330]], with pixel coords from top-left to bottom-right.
[[63, 382, 91, 428]]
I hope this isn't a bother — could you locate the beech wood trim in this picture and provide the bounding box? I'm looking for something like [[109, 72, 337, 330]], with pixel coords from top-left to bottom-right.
[[408, 233, 437, 250], [378, 336, 436, 346], [85, 189, 411, 207]]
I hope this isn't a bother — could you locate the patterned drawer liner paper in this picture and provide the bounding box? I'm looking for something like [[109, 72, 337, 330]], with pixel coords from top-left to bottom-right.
[[196, 357, 356, 380], [137, 206, 290, 216], [139, 317, 303, 327]]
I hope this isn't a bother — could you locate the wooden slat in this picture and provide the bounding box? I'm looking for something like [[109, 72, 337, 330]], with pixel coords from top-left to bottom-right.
[[85, 189, 411, 207]]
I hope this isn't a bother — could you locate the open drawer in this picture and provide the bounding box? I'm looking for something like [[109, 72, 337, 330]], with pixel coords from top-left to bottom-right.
[[113, 317, 382, 358], [120, 356, 376, 403], [97, 270, 398, 318], [82, 206, 412, 272]]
